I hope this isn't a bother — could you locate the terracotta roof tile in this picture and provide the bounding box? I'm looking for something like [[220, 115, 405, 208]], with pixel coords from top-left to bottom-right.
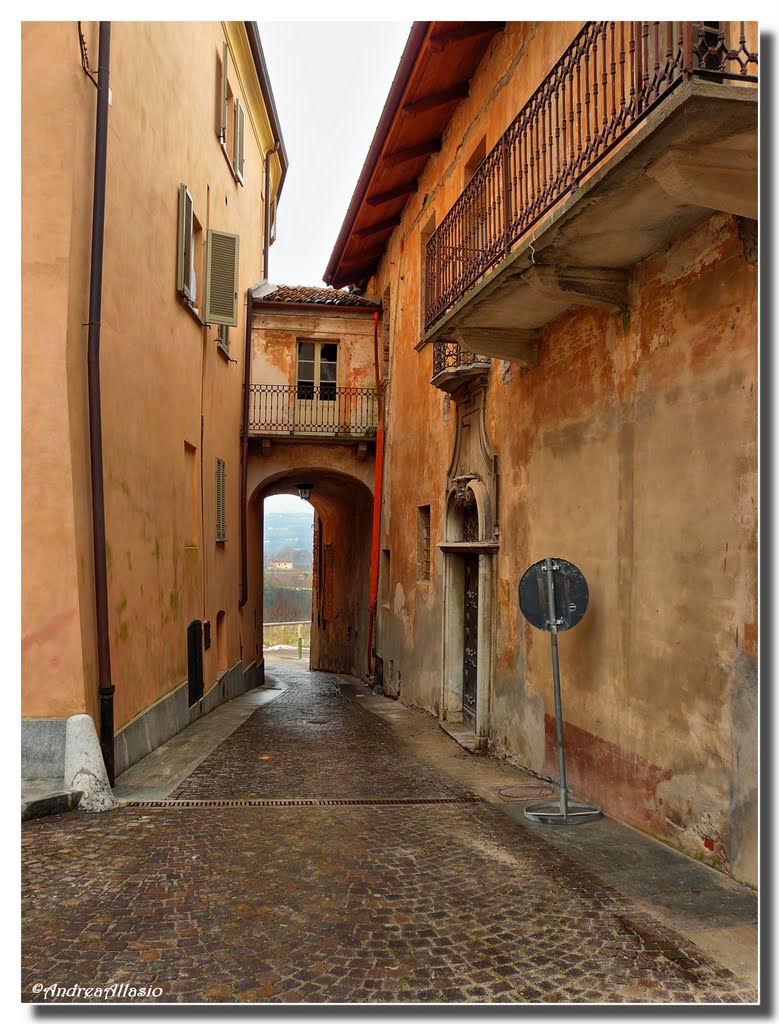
[[258, 284, 379, 309]]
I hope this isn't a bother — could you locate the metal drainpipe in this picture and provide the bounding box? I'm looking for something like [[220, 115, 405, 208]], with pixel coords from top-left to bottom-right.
[[367, 310, 383, 678], [241, 141, 280, 613], [86, 22, 115, 784], [238, 287, 253, 609]]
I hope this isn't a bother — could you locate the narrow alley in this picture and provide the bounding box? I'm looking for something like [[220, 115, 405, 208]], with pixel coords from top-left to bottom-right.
[[22, 660, 757, 1005]]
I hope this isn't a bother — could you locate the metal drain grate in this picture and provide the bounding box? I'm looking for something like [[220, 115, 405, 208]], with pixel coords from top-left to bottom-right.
[[498, 785, 556, 801], [124, 796, 482, 808]]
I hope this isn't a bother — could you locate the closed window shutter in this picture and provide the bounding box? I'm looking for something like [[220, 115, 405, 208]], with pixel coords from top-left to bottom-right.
[[205, 229, 239, 326], [219, 41, 228, 142], [216, 458, 226, 542], [177, 184, 194, 300], [234, 99, 245, 183]]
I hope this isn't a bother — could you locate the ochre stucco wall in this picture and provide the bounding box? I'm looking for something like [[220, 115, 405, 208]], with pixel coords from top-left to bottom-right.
[[23, 22, 277, 734], [367, 24, 757, 884]]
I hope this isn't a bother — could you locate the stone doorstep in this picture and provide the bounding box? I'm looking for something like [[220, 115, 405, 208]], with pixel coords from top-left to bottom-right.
[[21, 779, 82, 821], [439, 722, 488, 753]]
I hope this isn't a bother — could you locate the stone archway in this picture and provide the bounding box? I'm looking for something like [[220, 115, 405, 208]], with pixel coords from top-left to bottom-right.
[[248, 455, 374, 679]]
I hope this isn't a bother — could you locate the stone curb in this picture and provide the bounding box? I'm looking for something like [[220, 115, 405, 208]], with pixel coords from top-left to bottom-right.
[[21, 789, 83, 821]]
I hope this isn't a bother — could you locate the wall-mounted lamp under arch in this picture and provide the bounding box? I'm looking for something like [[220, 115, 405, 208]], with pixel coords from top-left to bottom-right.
[[297, 483, 313, 501]]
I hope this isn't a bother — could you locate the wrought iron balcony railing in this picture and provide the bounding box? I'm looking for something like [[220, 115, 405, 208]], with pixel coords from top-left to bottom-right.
[[424, 21, 759, 330], [248, 383, 378, 438], [431, 342, 490, 384]]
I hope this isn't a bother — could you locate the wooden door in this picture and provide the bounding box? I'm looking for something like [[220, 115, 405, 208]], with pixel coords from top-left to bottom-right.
[[462, 554, 479, 731]]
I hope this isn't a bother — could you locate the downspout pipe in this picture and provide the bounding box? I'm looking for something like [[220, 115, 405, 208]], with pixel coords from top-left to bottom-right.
[[238, 287, 253, 609], [367, 310, 383, 679], [87, 22, 115, 784], [240, 141, 280, 611]]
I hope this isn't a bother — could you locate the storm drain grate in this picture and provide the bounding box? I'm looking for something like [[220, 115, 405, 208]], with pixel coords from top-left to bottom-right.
[[124, 796, 483, 808], [497, 785, 557, 801]]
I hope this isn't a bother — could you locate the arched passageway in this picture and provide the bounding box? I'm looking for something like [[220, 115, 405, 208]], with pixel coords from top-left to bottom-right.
[[249, 460, 374, 679]]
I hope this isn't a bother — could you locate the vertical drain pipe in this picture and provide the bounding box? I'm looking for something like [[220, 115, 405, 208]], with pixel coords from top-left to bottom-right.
[[367, 310, 383, 679], [86, 22, 115, 783], [238, 287, 253, 609]]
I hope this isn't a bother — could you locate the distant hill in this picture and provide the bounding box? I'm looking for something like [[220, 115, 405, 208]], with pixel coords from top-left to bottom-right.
[[264, 511, 313, 569]]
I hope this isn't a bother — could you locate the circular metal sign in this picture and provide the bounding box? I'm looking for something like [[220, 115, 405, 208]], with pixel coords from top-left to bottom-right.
[[519, 558, 589, 633]]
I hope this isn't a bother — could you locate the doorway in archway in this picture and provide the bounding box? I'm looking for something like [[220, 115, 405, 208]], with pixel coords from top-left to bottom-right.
[[262, 493, 314, 664]]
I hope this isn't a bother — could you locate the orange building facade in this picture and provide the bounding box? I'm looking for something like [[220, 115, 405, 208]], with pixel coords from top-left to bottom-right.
[[22, 21, 286, 780], [327, 22, 759, 885]]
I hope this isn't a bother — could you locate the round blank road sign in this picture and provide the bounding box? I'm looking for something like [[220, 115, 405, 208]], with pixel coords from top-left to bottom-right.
[[519, 558, 589, 633]]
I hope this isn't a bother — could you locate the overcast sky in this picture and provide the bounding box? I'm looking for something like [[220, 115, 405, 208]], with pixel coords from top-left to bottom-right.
[[265, 493, 314, 517], [258, 21, 412, 288]]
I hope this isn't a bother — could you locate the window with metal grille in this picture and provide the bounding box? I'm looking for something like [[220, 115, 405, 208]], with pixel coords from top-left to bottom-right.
[[417, 506, 431, 582], [215, 458, 226, 542]]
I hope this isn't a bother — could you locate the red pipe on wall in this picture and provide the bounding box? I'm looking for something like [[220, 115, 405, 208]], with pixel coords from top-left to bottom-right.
[[367, 309, 383, 678]]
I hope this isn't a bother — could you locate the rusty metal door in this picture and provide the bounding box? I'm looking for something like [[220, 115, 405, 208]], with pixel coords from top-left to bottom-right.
[[462, 554, 479, 731]]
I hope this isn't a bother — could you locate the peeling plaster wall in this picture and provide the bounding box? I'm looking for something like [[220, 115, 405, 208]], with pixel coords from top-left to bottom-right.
[[251, 309, 377, 390], [368, 23, 757, 885]]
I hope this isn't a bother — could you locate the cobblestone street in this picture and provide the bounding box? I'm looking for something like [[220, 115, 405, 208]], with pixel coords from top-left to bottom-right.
[[22, 662, 758, 1005]]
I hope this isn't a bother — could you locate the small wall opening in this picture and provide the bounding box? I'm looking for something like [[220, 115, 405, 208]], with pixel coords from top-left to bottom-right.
[[216, 610, 226, 672]]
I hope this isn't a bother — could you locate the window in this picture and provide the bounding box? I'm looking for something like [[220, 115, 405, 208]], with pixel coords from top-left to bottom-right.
[[268, 199, 277, 245], [420, 213, 436, 338], [178, 186, 239, 326], [184, 441, 198, 546], [177, 185, 199, 304], [216, 323, 230, 356], [218, 42, 245, 184], [417, 506, 431, 582], [297, 341, 338, 402], [215, 457, 226, 542], [464, 136, 487, 253]]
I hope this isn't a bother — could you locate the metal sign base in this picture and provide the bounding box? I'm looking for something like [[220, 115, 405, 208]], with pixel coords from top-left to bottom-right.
[[524, 799, 602, 826]]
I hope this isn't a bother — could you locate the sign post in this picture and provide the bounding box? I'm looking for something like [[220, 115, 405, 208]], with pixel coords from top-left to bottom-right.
[[519, 557, 601, 825]]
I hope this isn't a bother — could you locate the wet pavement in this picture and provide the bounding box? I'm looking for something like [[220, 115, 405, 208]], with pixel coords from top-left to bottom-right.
[[21, 660, 759, 1005]]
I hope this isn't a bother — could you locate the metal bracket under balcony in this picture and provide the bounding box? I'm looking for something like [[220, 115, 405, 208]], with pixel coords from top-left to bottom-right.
[[430, 342, 491, 395], [248, 384, 378, 443]]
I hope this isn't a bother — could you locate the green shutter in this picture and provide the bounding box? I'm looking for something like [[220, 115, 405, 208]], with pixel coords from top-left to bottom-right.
[[216, 458, 226, 542], [234, 99, 245, 183], [177, 184, 193, 300], [205, 229, 239, 326]]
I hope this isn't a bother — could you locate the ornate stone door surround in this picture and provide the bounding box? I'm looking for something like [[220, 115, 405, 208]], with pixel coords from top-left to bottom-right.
[[438, 379, 498, 750]]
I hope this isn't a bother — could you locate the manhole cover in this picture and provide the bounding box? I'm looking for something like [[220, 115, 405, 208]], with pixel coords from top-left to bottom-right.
[[498, 785, 556, 801]]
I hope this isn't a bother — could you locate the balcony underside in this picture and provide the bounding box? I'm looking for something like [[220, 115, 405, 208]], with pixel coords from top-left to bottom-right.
[[248, 430, 376, 447], [422, 80, 757, 364], [431, 360, 491, 395]]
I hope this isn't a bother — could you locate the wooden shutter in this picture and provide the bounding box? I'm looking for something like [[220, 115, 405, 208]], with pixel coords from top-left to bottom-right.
[[219, 41, 228, 142], [177, 184, 194, 300], [205, 229, 239, 326], [234, 99, 245, 183], [215, 458, 226, 542]]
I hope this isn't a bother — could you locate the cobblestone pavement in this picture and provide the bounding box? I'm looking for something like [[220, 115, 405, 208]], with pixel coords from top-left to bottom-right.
[[22, 666, 757, 1005]]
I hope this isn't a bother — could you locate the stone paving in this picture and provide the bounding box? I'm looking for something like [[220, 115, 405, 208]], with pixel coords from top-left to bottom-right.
[[21, 665, 758, 1005]]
